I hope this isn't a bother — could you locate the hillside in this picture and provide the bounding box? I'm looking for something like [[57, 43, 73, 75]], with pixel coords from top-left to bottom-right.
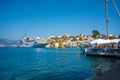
[[0, 38, 19, 46]]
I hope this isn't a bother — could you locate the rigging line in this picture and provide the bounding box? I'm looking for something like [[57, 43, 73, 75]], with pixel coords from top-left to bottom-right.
[[112, 0, 120, 16]]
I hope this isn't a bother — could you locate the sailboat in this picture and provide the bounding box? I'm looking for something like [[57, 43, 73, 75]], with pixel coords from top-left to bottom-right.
[[85, 0, 120, 56]]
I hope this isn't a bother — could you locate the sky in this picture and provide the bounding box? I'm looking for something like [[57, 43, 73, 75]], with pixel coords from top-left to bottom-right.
[[0, 0, 120, 40]]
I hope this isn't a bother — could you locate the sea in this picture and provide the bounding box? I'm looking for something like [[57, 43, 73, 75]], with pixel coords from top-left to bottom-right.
[[0, 48, 119, 80]]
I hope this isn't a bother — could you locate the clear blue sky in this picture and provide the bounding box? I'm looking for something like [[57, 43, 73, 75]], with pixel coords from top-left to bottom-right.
[[0, 0, 120, 40]]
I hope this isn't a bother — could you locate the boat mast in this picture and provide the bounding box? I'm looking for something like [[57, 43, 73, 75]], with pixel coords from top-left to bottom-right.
[[105, 0, 109, 39]]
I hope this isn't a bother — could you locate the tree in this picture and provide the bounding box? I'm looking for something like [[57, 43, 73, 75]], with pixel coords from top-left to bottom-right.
[[92, 30, 100, 39], [101, 34, 106, 39], [109, 36, 116, 39]]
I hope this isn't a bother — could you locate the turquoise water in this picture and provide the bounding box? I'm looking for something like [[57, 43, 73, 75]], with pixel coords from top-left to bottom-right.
[[0, 48, 119, 80]]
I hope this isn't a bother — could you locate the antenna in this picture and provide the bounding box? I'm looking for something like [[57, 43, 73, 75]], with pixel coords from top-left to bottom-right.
[[112, 0, 120, 16], [105, 0, 109, 39]]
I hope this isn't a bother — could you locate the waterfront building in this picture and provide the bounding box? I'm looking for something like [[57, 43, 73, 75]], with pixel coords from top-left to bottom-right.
[[66, 41, 78, 48], [60, 42, 67, 48], [64, 34, 69, 38], [57, 35, 62, 38], [54, 42, 59, 48]]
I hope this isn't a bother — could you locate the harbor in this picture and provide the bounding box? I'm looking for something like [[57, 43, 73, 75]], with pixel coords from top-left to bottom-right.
[[0, 0, 120, 80]]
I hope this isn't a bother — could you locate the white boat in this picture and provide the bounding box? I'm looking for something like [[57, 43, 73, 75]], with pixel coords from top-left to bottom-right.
[[85, 39, 120, 55], [18, 37, 47, 48]]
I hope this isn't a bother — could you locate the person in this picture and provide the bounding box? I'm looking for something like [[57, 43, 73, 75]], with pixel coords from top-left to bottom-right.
[[118, 41, 120, 49], [104, 46, 107, 52]]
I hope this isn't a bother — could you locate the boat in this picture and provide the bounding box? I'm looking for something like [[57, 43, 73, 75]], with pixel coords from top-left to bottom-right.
[[84, 0, 120, 58], [18, 37, 47, 48], [85, 39, 120, 58]]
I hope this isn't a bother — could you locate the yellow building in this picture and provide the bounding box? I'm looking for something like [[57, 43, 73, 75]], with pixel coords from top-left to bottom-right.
[[61, 42, 67, 48], [54, 42, 59, 48]]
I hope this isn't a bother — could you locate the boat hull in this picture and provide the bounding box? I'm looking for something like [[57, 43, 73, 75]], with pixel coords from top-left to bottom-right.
[[18, 42, 47, 48], [33, 43, 47, 48]]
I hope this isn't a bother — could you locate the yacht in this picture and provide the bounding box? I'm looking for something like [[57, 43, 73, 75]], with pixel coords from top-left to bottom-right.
[[18, 37, 47, 48]]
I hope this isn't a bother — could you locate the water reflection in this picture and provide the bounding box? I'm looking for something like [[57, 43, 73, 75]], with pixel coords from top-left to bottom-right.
[[35, 48, 42, 52], [88, 57, 120, 71]]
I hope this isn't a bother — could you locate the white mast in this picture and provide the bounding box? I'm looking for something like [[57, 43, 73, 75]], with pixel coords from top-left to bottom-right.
[[105, 0, 109, 39]]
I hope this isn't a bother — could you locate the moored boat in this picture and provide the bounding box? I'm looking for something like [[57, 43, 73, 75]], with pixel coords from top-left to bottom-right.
[[18, 37, 47, 48], [85, 39, 120, 58]]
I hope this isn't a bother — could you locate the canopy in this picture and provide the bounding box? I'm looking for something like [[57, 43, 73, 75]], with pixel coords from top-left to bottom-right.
[[90, 39, 111, 45], [110, 39, 120, 43], [90, 39, 120, 45]]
